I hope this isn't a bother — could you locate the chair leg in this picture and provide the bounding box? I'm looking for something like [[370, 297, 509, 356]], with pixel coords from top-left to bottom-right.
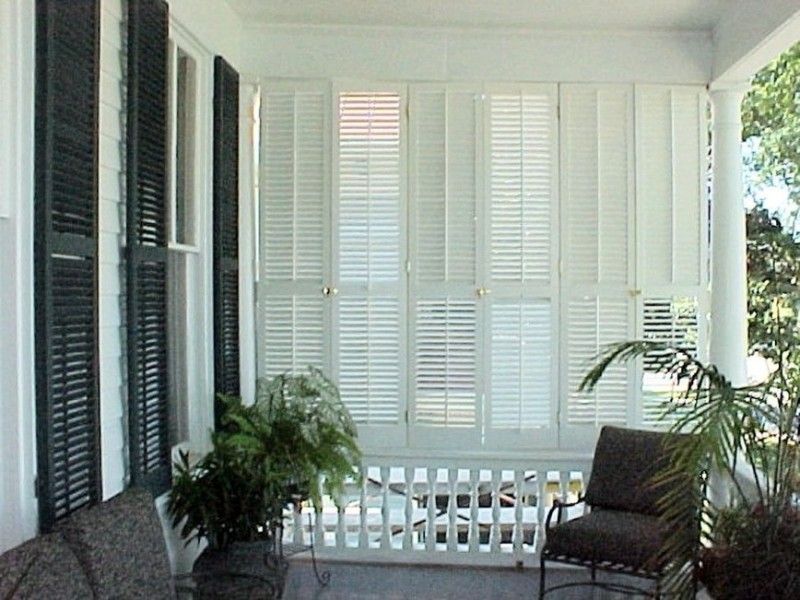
[[654, 579, 662, 600], [539, 554, 546, 599]]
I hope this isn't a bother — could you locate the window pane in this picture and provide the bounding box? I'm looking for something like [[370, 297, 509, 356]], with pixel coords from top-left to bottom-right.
[[174, 49, 195, 245]]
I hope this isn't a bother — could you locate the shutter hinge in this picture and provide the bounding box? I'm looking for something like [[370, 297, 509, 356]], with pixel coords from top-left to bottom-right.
[[34, 476, 39, 498], [556, 104, 561, 120], [405, 409, 409, 424], [406, 260, 411, 274]]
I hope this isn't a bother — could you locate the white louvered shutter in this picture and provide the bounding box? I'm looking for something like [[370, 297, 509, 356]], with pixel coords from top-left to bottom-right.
[[636, 86, 706, 290], [560, 85, 636, 449], [333, 86, 406, 447], [408, 84, 482, 448], [640, 297, 701, 428], [635, 85, 708, 429], [259, 82, 330, 378], [484, 84, 559, 449]]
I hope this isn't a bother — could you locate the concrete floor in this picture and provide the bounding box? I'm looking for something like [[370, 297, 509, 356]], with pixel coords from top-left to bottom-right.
[[284, 560, 659, 600]]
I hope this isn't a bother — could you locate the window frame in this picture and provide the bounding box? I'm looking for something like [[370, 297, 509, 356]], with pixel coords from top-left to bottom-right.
[[165, 18, 215, 459]]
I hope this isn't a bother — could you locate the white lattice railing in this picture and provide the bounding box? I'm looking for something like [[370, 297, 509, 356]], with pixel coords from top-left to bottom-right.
[[283, 456, 593, 567]]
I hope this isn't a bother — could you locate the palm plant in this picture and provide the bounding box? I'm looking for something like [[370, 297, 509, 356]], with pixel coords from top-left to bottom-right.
[[581, 340, 800, 598]]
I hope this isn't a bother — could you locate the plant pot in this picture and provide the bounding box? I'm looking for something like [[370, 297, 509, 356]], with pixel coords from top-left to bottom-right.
[[191, 540, 285, 599], [699, 542, 800, 600]]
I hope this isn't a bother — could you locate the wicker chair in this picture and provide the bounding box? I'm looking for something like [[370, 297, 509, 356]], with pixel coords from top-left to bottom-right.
[[539, 426, 697, 599]]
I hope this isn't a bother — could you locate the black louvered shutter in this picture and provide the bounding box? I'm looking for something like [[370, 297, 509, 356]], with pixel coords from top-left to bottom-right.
[[127, 0, 171, 495], [213, 57, 241, 427], [34, 0, 102, 532]]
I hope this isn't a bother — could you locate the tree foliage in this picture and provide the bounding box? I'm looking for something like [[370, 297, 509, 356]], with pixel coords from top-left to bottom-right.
[[742, 42, 800, 356], [742, 42, 800, 206], [746, 207, 800, 361]]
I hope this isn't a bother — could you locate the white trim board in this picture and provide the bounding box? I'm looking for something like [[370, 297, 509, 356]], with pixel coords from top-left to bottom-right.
[[239, 25, 712, 84]]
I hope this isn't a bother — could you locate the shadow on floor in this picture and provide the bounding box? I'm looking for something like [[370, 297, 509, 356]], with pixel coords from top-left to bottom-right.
[[284, 560, 659, 600]]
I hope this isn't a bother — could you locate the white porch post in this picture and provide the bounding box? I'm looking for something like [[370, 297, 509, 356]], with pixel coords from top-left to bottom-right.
[[709, 85, 749, 386]]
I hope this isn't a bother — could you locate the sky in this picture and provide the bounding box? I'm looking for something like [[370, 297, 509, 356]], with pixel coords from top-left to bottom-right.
[[743, 138, 795, 229]]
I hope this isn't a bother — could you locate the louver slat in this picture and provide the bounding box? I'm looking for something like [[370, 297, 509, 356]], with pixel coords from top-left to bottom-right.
[[213, 57, 241, 426], [338, 298, 401, 425], [566, 297, 629, 427], [334, 89, 405, 444], [635, 85, 707, 429], [641, 297, 700, 428], [562, 87, 631, 286], [337, 92, 401, 284], [485, 85, 557, 448], [489, 301, 551, 430], [412, 86, 477, 285], [258, 84, 328, 379], [127, 0, 171, 495], [35, 0, 102, 531], [488, 90, 554, 285], [409, 85, 481, 447], [262, 91, 326, 282], [560, 85, 634, 448], [414, 299, 478, 431], [636, 87, 704, 287]]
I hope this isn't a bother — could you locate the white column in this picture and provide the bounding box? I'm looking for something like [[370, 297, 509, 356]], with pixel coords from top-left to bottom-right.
[[709, 85, 749, 387]]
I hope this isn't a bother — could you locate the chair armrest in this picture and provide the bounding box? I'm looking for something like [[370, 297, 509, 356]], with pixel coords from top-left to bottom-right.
[[544, 496, 585, 532]]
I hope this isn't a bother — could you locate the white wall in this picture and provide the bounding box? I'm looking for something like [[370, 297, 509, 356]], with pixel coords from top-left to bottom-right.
[[0, 0, 37, 554], [239, 24, 712, 84], [98, 0, 128, 501], [712, 0, 800, 84], [170, 0, 242, 68]]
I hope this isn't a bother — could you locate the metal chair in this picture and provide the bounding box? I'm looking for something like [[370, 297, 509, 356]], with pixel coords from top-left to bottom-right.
[[539, 426, 697, 599]]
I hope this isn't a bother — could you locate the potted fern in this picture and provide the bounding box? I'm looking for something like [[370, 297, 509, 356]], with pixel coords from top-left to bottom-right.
[[581, 340, 800, 599], [168, 368, 361, 587]]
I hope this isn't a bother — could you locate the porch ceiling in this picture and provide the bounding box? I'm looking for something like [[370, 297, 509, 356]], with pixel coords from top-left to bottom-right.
[[227, 0, 729, 32]]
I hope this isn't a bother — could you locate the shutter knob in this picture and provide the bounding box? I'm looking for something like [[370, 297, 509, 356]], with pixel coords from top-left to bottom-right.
[[477, 287, 491, 298], [331, 287, 339, 296], [322, 286, 331, 297]]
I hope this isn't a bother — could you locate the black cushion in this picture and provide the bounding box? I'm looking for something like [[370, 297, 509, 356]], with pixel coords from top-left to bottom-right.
[[0, 533, 93, 599], [544, 509, 666, 571], [584, 426, 688, 516], [58, 487, 175, 599]]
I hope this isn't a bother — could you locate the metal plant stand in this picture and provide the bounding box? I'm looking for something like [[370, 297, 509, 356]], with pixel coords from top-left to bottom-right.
[[179, 511, 330, 599]]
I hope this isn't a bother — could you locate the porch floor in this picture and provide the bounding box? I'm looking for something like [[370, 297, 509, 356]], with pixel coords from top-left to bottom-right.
[[284, 560, 658, 599]]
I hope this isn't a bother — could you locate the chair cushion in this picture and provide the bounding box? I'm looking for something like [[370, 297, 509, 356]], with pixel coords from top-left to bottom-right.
[[0, 533, 93, 599], [584, 425, 689, 515], [58, 487, 175, 599], [544, 509, 667, 572]]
